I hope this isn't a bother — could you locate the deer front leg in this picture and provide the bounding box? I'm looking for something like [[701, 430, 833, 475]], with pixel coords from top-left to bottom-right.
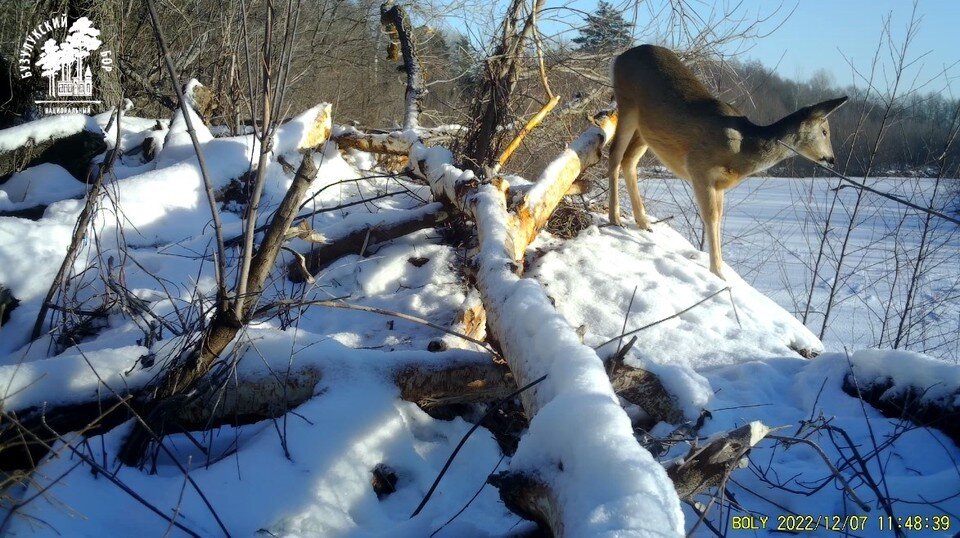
[[692, 180, 725, 279]]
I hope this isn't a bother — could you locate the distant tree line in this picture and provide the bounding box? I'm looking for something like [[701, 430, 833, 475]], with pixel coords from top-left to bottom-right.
[[1, 0, 957, 183]]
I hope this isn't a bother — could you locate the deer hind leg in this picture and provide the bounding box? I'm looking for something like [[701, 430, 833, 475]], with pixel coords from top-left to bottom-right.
[[692, 180, 726, 279], [607, 110, 638, 226], [622, 134, 651, 230]]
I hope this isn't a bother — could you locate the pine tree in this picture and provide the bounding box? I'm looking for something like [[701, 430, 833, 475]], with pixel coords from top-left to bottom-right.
[[572, 2, 634, 53]]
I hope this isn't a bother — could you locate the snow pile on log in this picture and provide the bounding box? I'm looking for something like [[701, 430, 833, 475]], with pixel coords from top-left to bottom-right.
[[0, 114, 100, 153], [0, 163, 86, 212]]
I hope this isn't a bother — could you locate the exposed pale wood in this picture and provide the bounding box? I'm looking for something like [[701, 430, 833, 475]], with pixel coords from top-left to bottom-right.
[[298, 105, 334, 150], [496, 94, 561, 171], [446, 292, 487, 351], [666, 421, 773, 500], [513, 110, 617, 256]]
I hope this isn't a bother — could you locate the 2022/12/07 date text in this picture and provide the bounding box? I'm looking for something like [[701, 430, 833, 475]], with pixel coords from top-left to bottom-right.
[[729, 514, 952, 533]]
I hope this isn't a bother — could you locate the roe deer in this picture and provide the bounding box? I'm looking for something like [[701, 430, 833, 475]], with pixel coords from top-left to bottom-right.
[[608, 44, 847, 279]]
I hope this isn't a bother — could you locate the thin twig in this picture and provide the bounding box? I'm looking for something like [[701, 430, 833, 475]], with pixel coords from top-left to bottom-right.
[[595, 287, 731, 349], [145, 0, 229, 309], [430, 454, 506, 536], [767, 434, 871, 512], [778, 141, 960, 226], [255, 299, 501, 359], [1, 411, 204, 538]]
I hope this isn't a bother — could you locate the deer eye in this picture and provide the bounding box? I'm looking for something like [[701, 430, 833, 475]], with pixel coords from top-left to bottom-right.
[[822, 128, 828, 136]]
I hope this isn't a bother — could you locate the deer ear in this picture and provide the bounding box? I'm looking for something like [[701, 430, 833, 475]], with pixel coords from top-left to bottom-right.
[[810, 96, 848, 119]]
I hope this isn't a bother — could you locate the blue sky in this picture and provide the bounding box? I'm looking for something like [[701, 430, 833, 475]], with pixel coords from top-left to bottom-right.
[[737, 0, 957, 93], [523, 0, 958, 94]]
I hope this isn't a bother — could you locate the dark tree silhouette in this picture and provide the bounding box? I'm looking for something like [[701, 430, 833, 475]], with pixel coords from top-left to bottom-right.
[[572, 1, 634, 53]]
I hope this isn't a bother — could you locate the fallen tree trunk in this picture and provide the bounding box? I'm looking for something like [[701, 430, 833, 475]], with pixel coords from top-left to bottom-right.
[[1, 348, 506, 471], [0, 205, 48, 220], [1, 339, 684, 473], [288, 202, 448, 282], [409, 126, 685, 534], [333, 127, 418, 155], [0, 365, 323, 472], [842, 363, 960, 447], [0, 115, 106, 183]]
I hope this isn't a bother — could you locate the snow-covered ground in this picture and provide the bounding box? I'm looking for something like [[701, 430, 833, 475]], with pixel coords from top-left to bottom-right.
[[1, 114, 958, 536], [632, 173, 960, 363]]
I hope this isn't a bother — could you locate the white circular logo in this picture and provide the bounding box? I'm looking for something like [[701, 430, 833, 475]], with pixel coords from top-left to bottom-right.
[[17, 14, 113, 115]]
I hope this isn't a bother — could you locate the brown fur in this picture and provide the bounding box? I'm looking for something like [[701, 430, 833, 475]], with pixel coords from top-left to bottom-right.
[[609, 44, 847, 278]]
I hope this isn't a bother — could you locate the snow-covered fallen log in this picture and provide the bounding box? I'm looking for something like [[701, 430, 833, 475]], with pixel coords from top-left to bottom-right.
[[0, 341, 501, 470], [331, 125, 463, 155], [410, 135, 685, 535], [841, 349, 960, 446], [513, 110, 617, 253], [0, 114, 106, 182], [0, 163, 88, 217]]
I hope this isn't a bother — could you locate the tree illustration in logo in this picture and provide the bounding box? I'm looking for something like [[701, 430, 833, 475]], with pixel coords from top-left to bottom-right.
[[35, 17, 102, 98], [37, 38, 63, 96]]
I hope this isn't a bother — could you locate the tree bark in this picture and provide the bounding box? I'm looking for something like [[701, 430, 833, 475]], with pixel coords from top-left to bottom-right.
[[379, 0, 425, 130], [842, 372, 960, 447], [0, 123, 105, 183], [512, 110, 616, 254], [461, 0, 546, 172], [2, 349, 494, 472], [666, 421, 773, 500], [288, 202, 448, 282]]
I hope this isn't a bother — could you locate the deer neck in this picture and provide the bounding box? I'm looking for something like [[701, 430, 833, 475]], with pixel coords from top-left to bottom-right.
[[737, 117, 801, 176]]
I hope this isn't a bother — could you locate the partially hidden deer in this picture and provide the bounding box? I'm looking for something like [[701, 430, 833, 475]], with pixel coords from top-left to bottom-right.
[[608, 44, 847, 279]]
